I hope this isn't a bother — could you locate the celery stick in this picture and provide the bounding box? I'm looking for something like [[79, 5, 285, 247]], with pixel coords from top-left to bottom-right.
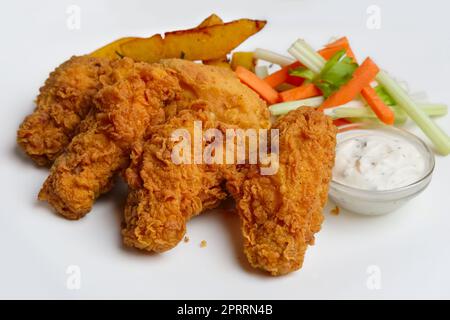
[[327, 103, 445, 126], [416, 103, 448, 117], [254, 48, 294, 66], [331, 107, 408, 125], [288, 46, 320, 74], [254, 65, 269, 79], [293, 39, 326, 67], [269, 97, 324, 116], [347, 117, 379, 124], [331, 104, 445, 124], [377, 71, 450, 155], [288, 40, 325, 74]]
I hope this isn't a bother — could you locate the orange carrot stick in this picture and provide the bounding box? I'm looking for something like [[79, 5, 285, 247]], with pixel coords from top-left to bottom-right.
[[318, 37, 356, 61], [264, 38, 355, 89], [279, 83, 321, 102], [333, 118, 351, 127], [325, 37, 349, 48], [264, 61, 301, 88], [361, 86, 395, 125], [264, 37, 359, 95], [286, 73, 304, 86], [235, 66, 280, 104], [325, 40, 394, 124], [320, 57, 379, 110]]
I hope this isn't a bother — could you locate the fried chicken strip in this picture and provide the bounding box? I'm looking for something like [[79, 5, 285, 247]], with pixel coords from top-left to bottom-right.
[[40, 58, 269, 225], [38, 58, 182, 219], [232, 108, 337, 276], [122, 60, 270, 252], [158, 59, 270, 130], [17, 56, 112, 166], [123, 110, 228, 252]]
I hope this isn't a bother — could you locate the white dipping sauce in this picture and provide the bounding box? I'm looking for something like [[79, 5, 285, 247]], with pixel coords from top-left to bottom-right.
[[333, 133, 427, 191]]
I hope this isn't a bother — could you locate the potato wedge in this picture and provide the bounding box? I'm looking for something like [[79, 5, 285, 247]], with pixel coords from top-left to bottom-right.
[[163, 19, 266, 60], [120, 19, 266, 63], [197, 14, 230, 68], [203, 58, 231, 69], [90, 37, 139, 59], [231, 51, 255, 71], [197, 13, 223, 28], [89, 14, 222, 60], [119, 34, 166, 62]]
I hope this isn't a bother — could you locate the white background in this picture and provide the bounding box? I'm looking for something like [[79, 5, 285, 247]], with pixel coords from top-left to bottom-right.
[[0, 0, 449, 299]]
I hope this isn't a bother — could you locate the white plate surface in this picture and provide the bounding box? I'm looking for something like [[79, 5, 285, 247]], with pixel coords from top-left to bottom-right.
[[1, 0, 449, 299]]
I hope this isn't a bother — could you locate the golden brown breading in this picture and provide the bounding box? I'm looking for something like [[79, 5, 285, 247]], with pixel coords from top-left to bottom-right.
[[233, 108, 337, 276], [17, 56, 113, 166], [122, 60, 270, 252], [159, 59, 270, 130], [38, 58, 183, 219], [123, 110, 228, 252], [40, 59, 270, 221]]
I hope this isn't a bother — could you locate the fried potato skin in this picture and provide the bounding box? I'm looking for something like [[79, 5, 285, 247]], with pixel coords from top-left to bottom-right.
[[197, 14, 230, 68], [90, 37, 139, 60], [120, 19, 266, 63], [196, 13, 224, 28], [17, 56, 113, 166]]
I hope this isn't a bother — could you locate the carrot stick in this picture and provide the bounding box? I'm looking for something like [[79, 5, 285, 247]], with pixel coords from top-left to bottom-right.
[[326, 39, 394, 124], [264, 61, 301, 88], [279, 83, 321, 102], [325, 37, 349, 48], [323, 37, 356, 60], [264, 38, 355, 89], [286, 73, 304, 86], [235, 66, 280, 104], [320, 57, 379, 110], [333, 118, 351, 127], [361, 86, 395, 125], [318, 38, 356, 61], [319, 46, 355, 61]]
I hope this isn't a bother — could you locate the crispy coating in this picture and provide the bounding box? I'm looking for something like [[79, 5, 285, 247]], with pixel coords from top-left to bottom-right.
[[27, 56, 337, 274], [159, 59, 270, 129], [123, 110, 228, 252], [38, 58, 182, 219], [122, 60, 270, 252], [17, 56, 113, 166], [39, 59, 269, 220], [233, 108, 337, 276]]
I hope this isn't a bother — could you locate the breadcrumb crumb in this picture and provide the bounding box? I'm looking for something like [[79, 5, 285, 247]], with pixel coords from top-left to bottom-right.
[[184, 236, 189, 243], [331, 206, 340, 216], [200, 240, 207, 248]]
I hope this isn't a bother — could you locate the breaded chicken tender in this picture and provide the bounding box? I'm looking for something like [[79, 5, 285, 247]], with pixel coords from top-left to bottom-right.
[[17, 56, 113, 166], [40, 59, 270, 221], [122, 60, 270, 252], [233, 108, 337, 276], [123, 110, 228, 252], [39, 58, 182, 219], [158, 59, 270, 130]]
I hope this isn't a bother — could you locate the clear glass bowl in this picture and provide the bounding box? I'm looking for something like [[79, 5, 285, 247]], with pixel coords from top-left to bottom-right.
[[329, 123, 435, 216]]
